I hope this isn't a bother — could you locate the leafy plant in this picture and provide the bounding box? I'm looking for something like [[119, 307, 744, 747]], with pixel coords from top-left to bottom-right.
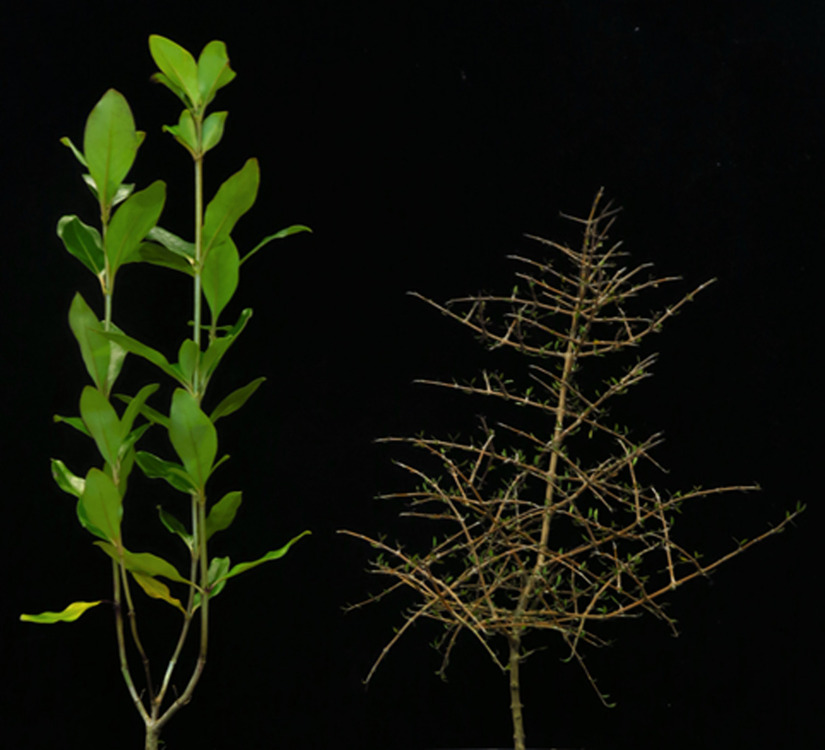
[[341, 190, 803, 750], [21, 35, 311, 750]]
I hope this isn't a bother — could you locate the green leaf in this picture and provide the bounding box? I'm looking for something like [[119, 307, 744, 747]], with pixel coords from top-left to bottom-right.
[[133, 241, 194, 275], [162, 109, 198, 155], [57, 215, 104, 276], [240, 225, 313, 265], [59, 136, 88, 167], [217, 530, 311, 584], [145, 226, 196, 262], [136, 226, 195, 275], [194, 556, 230, 610], [136, 451, 195, 493], [115, 394, 169, 430], [149, 35, 200, 109], [169, 389, 217, 490], [80, 386, 122, 468], [20, 601, 103, 624], [95, 541, 190, 583], [119, 420, 152, 468], [79, 468, 123, 542], [206, 556, 230, 599], [105, 180, 166, 275], [210, 377, 266, 422], [157, 506, 193, 546], [110, 181, 137, 209], [100, 329, 183, 386], [53, 413, 91, 437], [51, 458, 85, 498], [206, 491, 242, 540], [197, 40, 236, 108], [202, 158, 259, 260], [177, 339, 200, 389], [69, 293, 126, 395], [119, 383, 160, 441], [201, 111, 228, 153], [83, 89, 140, 210], [199, 308, 252, 383], [202, 238, 239, 324]]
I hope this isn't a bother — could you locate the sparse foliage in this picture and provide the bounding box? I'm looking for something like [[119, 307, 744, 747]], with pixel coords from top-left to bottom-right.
[[341, 189, 803, 750]]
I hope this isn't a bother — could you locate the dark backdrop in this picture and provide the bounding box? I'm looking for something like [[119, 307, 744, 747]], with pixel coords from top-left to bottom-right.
[[1, 2, 819, 749]]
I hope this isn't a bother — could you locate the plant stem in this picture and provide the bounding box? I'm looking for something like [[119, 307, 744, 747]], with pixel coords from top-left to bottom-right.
[[113, 559, 149, 724], [508, 634, 526, 750], [192, 120, 204, 400]]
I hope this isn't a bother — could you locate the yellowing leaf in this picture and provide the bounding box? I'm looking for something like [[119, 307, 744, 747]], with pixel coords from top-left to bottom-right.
[[20, 600, 103, 624], [131, 572, 186, 614]]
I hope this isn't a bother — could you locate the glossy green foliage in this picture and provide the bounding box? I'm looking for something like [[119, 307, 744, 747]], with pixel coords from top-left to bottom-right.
[[21, 40, 312, 745]]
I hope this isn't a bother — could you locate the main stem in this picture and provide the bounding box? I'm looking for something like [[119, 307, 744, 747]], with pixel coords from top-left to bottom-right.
[[508, 634, 526, 750], [140, 118, 210, 750], [193, 149, 204, 398], [505, 201, 597, 749]]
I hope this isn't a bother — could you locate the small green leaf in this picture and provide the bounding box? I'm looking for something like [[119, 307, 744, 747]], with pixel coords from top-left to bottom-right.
[[80, 386, 122, 468], [53, 413, 90, 437], [169, 389, 217, 490], [157, 506, 193, 546], [119, 383, 160, 441], [57, 215, 104, 276], [59, 136, 88, 167], [206, 491, 242, 540], [83, 89, 140, 210], [110, 182, 137, 209], [144, 226, 196, 262], [133, 241, 195, 275], [105, 180, 166, 275], [202, 158, 259, 260], [197, 40, 235, 108], [149, 35, 200, 109], [240, 225, 312, 265], [20, 601, 103, 624], [194, 556, 230, 610], [79, 468, 123, 542], [177, 339, 200, 388], [207, 556, 230, 599], [69, 293, 126, 395], [51, 458, 85, 498], [199, 308, 252, 383], [209, 377, 266, 422], [201, 111, 228, 153], [100, 329, 183, 386], [114, 394, 169, 430], [162, 109, 198, 155], [136, 451, 195, 493], [202, 238, 239, 324], [217, 530, 311, 584]]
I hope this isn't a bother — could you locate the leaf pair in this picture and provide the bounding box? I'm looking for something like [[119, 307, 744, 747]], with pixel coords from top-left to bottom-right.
[[150, 35, 234, 157], [57, 181, 166, 286], [124, 389, 220, 496], [149, 35, 235, 115], [103, 307, 252, 397]]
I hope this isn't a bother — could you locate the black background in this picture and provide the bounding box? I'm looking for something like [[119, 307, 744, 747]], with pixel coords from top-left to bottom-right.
[[1, 2, 820, 749]]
